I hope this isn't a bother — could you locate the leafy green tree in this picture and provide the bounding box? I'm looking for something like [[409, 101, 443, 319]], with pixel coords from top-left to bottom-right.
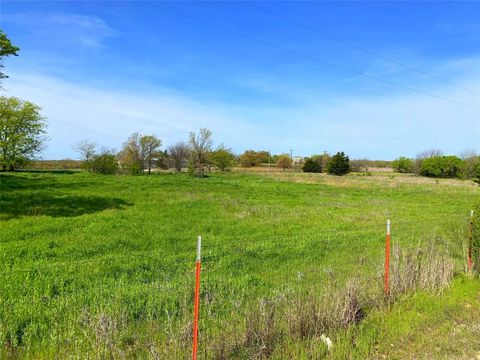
[[392, 156, 413, 173], [0, 96, 47, 171], [212, 145, 235, 172], [276, 154, 292, 172], [188, 127, 213, 177], [302, 157, 321, 173], [327, 152, 351, 176], [420, 155, 463, 178], [91, 148, 118, 174], [0, 30, 20, 81], [140, 135, 162, 175], [118, 133, 161, 175]]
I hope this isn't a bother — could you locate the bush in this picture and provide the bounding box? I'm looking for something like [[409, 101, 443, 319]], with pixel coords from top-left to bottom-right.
[[212, 147, 235, 172], [327, 152, 350, 176], [91, 149, 118, 174], [302, 158, 321, 173], [392, 157, 413, 173], [420, 156, 463, 178]]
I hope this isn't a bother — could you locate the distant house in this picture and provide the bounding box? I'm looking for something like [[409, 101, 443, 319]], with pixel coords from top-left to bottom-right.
[[293, 156, 304, 164]]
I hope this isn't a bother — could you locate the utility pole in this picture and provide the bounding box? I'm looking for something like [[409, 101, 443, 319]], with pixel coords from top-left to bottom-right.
[[290, 149, 293, 160]]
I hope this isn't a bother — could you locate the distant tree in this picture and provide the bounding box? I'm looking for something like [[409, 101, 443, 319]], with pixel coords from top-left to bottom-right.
[[256, 150, 271, 164], [0, 96, 47, 171], [91, 148, 118, 174], [239, 150, 258, 168], [327, 152, 351, 176], [118, 133, 142, 174], [414, 149, 443, 174], [139, 135, 162, 175], [460, 150, 480, 179], [350, 159, 370, 172], [188, 127, 213, 177], [276, 154, 292, 172], [420, 155, 463, 178], [302, 157, 321, 173], [0, 30, 20, 82], [73, 139, 97, 172], [212, 145, 235, 172], [156, 149, 170, 170], [168, 142, 189, 172], [311, 152, 330, 171], [392, 156, 413, 173]]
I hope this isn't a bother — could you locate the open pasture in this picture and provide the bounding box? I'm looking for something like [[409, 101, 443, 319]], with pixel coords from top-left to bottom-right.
[[0, 171, 477, 358]]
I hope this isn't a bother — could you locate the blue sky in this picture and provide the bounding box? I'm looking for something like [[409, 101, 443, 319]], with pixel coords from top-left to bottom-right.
[[1, 0, 479, 160]]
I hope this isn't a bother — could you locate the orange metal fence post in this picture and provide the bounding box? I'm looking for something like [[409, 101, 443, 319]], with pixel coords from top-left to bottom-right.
[[192, 235, 202, 360], [384, 220, 391, 296], [468, 210, 474, 272]]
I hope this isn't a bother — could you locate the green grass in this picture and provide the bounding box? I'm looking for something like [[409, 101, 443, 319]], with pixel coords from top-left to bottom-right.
[[0, 171, 478, 358]]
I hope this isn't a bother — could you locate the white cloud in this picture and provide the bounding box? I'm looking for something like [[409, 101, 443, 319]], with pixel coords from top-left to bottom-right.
[[5, 12, 116, 48]]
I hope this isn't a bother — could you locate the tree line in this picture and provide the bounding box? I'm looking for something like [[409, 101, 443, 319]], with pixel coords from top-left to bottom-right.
[[73, 128, 237, 177], [1, 95, 478, 182], [392, 149, 480, 181]]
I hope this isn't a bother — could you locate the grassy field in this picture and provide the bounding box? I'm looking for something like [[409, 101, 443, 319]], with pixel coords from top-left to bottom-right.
[[0, 170, 478, 358]]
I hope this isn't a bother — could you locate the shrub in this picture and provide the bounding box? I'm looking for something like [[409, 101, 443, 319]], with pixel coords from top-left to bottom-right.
[[91, 149, 118, 174], [212, 146, 235, 172], [327, 152, 350, 176], [392, 156, 413, 173], [420, 155, 463, 178], [302, 158, 321, 173]]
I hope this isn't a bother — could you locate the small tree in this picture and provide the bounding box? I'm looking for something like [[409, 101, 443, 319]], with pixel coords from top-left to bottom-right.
[[212, 145, 235, 172], [276, 154, 292, 172], [327, 152, 350, 176], [420, 155, 463, 178], [188, 127, 213, 177], [168, 142, 189, 172], [91, 148, 118, 174], [73, 139, 97, 172], [140, 135, 162, 175], [239, 150, 259, 168], [0, 96, 47, 171], [392, 156, 413, 173], [302, 157, 321, 173]]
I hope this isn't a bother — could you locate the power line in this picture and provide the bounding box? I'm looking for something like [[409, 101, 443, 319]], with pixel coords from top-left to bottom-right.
[[148, 2, 479, 110], [243, 1, 479, 96]]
